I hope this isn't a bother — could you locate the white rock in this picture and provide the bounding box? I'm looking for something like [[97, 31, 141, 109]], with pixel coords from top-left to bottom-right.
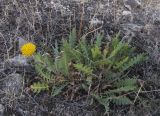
[[122, 11, 133, 22], [17, 37, 28, 49], [7, 55, 30, 66], [89, 18, 103, 26], [3, 73, 23, 96], [122, 11, 132, 16], [124, 0, 141, 10], [0, 104, 5, 115]]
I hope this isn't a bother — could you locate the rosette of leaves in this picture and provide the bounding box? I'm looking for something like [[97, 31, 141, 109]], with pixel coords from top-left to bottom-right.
[[32, 28, 148, 114]]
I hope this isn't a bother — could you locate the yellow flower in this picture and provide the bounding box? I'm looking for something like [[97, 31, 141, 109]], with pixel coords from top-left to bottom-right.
[[20, 42, 36, 57]]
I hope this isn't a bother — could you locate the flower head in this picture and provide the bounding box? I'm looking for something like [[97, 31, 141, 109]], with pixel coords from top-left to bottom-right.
[[20, 42, 36, 57]]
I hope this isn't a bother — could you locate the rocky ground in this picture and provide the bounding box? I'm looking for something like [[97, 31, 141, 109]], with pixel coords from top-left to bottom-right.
[[0, 0, 160, 115]]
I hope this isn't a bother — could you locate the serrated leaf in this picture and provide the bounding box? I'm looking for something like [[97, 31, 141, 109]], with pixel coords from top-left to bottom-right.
[[31, 82, 49, 93], [69, 28, 77, 48], [108, 42, 124, 59], [111, 33, 120, 49], [81, 83, 88, 91], [91, 45, 101, 60], [53, 40, 59, 58], [86, 76, 93, 85], [79, 38, 92, 64], [34, 53, 43, 63], [112, 96, 132, 105], [95, 33, 103, 48], [52, 83, 68, 96], [114, 56, 129, 69], [115, 79, 137, 88], [55, 54, 69, 76], [110, 86, 137, 93], [103, 44, 109, 58], [121, 53, 148, 72], [93, 95, 110, 115], [35, 64, 52, 81], [74, 63, 93, 75]]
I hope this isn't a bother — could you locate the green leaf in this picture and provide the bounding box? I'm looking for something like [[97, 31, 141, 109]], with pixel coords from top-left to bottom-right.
[[86, 76, 93, 85], [31, 82, 49, 93], [35, 63, 52, 81], [52, 83, 68, 96], [53, 40, 59, 58], [79, 38, 92, 64], [108, 41, 124, 59], [34, 53, 43, 63], [74, 63, 93, 75], [115, 78, 137, 88], [111, 33, 120, 49], [91, 45, 101, 60], [81, 83, 88, 91], [94, 59, 111, 66], [121, 53, 148, 72], [55, 53, 69, 76], [34, 53, 55, 73], [43, 53, 55, 71], [63, 40, 82, 63], [69, 28, 77, 48], [114, 56, 129, 69], [53, 40, 74, 76], [93, 95, 110, 115], [103, 44, 109, 58], [109, 86, 137, 93], [95, 33, 103, 48], [112, 96, 132, 105], [103, 71, 121, 82]]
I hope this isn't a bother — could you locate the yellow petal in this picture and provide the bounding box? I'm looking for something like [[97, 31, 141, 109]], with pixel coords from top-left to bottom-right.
[[20, 42, 36, 57]]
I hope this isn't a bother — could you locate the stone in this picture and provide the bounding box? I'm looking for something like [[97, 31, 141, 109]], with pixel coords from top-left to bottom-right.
[[89, 18, 103, 26], [17, 37, 28, 49], [2, 73, 23, 96], [122, 11, 132, 16], [120, 23, 143, 32], [122, 10, 133, 22], [6, 55, 31, 67], [0, 104, 5, 116], [124, 0, 141, 10], [1, 55, 35, 77]]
